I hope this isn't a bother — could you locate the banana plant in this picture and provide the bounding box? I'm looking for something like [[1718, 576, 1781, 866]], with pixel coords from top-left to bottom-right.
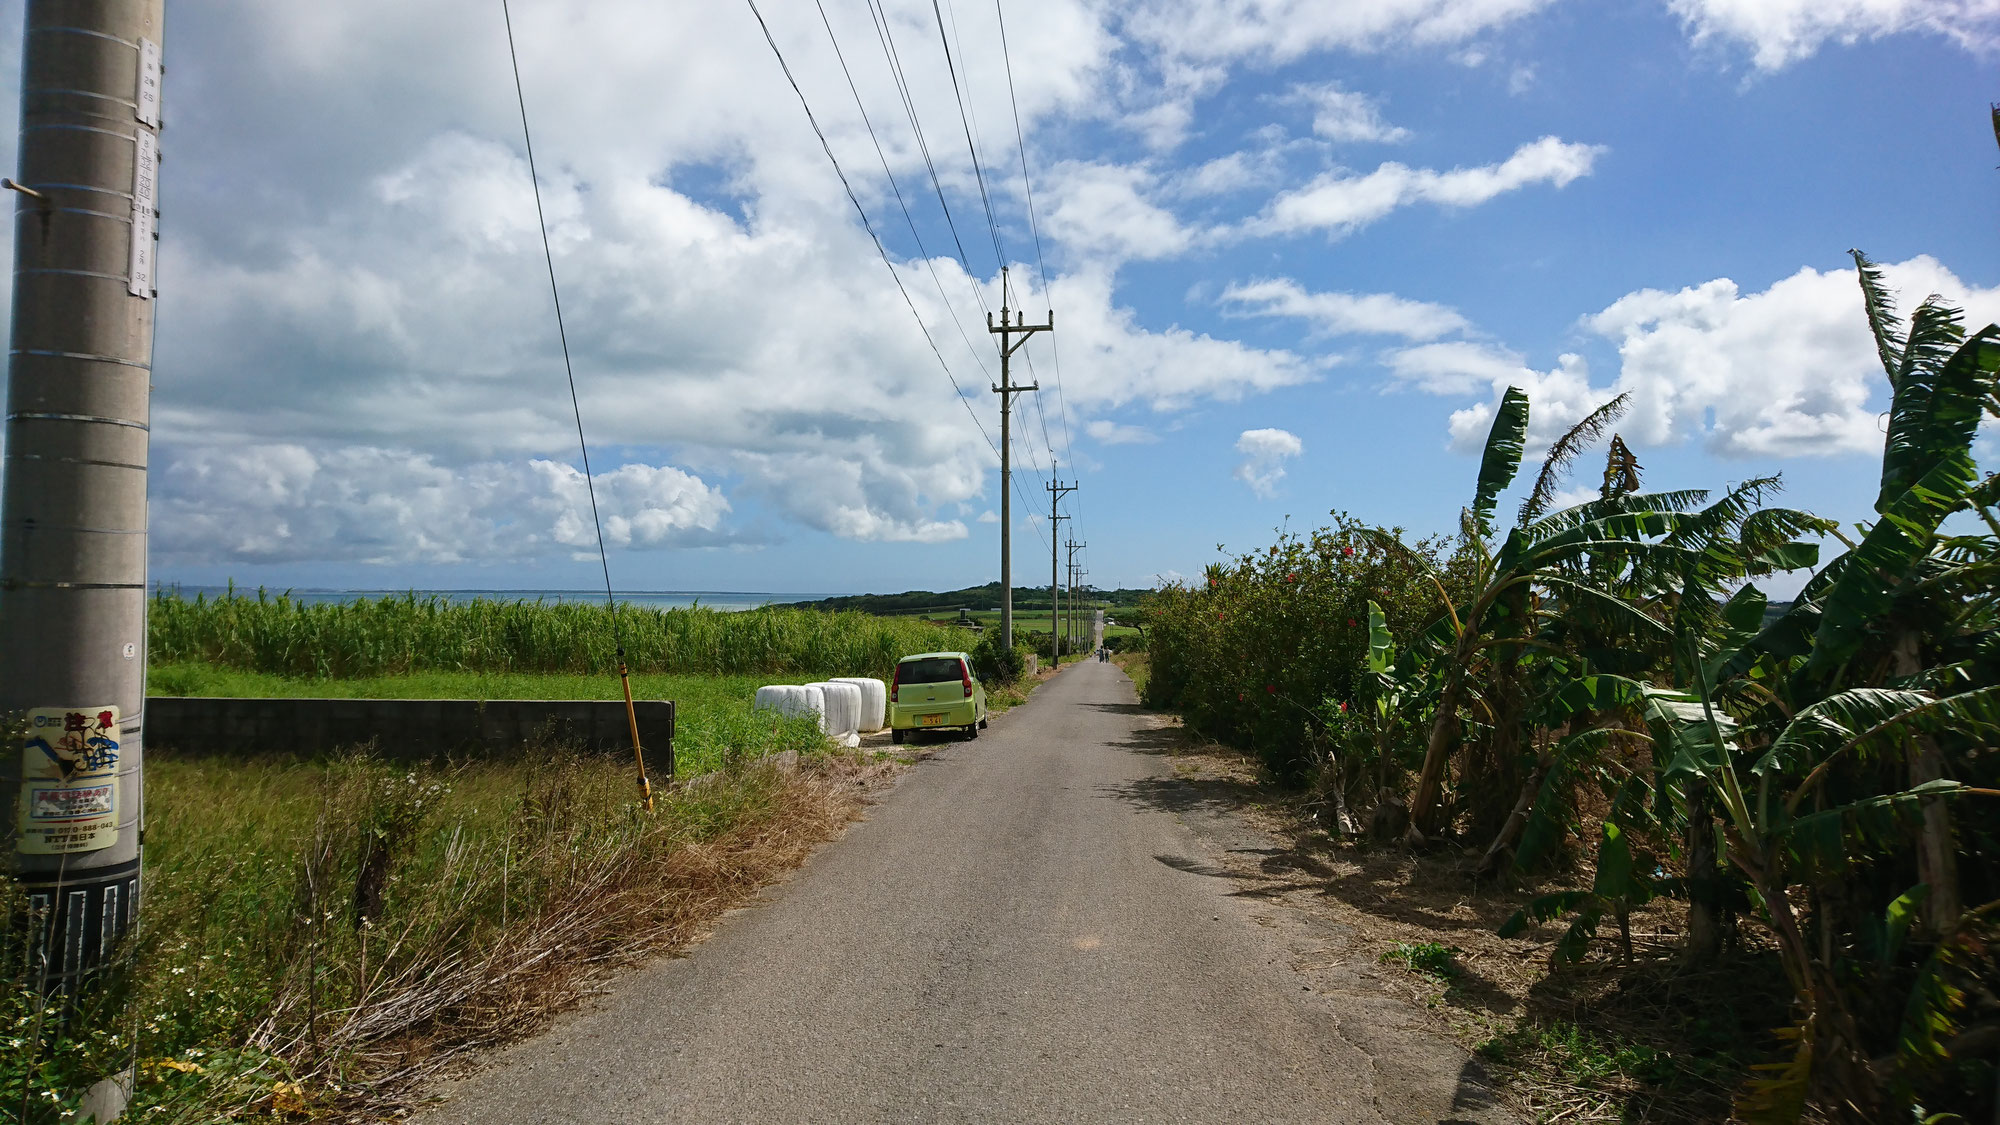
[[1405, 387, 1826, 840], [1666, 660, 2000, 1120]]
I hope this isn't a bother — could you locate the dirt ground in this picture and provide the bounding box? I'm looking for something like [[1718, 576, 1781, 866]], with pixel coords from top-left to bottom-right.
[[1127, 712, 1789, 1125]]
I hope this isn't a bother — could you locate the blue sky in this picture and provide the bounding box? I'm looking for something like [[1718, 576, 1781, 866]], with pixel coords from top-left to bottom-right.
[[3, 0, 1993, 596]]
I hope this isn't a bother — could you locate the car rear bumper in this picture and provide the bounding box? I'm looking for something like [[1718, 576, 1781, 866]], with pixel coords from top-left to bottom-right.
[[889, 698, 980, 729]]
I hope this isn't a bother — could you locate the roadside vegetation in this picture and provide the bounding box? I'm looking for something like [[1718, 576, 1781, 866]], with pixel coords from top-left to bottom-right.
[[150, 593, 962, 680], [1139, 254, 2000, 1123], [2, 733, 877, 1123], [6, 598, 969, 1122]]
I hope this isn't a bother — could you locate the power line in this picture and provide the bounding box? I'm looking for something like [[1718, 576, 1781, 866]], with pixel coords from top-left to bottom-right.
[[863, 0, 992, 321], [744, 0, 999, 469], [747, 0, 1045, 553], [928, 0, 1008, 277], [853, 0, 1060, 527], [810, 0, 992, 386], [994, 0, 1081, 518]]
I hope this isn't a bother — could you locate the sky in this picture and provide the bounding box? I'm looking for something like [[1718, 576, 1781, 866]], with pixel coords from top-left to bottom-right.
[[2, 0, 1995, 596]]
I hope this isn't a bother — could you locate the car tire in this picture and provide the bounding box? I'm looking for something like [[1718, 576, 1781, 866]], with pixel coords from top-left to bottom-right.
[[978, 717, 989, 729], [965, 723, 979, 740], [891, 729, 905, 745]]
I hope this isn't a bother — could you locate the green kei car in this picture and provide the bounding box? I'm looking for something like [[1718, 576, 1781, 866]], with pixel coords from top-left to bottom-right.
[[888, 651, 988, 743]]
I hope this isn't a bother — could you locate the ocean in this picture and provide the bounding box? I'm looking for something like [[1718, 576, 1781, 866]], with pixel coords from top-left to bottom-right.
[[150, 585, 839, 613]]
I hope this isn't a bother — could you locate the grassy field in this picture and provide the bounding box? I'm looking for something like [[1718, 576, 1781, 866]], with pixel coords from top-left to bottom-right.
[[3, 723, 862, 1122]]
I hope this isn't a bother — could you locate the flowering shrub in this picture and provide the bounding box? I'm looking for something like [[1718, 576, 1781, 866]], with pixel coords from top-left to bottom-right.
[[1141, 514, 1457, 779]]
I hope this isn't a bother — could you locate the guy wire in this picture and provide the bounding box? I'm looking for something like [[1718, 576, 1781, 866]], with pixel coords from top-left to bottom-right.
[[502, 1, 655, 806], [501, 0, 619, 636]]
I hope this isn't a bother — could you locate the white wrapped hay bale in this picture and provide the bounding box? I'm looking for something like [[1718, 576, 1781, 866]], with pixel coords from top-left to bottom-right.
[[830, 676, 887, 732], [807, 681, 863, 747], [754, 684, 826, 722], [753, 685, 798, 715]]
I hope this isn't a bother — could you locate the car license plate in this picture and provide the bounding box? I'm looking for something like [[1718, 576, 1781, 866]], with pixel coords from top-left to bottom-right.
[[919, 714, 944, 727]]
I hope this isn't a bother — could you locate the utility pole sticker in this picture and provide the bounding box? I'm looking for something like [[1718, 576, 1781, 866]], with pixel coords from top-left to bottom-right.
[[135, 38, 160, 129], [128, 126, 156, 298], [19, 706, 120, 854]]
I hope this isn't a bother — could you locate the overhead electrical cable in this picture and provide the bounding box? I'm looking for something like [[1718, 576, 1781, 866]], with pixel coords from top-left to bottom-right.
[[994, 0, 1079, 496], [928, 0, 1008, 278], [864, 0, 993, 321], [746, 0, 1047, 543], [840, 0, 1055, 512], [744, 0, 999, 468], [810, 0, 993, 385], [864, 0, 1048, 496]]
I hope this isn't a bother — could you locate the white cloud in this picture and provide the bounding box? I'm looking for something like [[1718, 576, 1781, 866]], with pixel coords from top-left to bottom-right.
[[1283, 82, 1411, 143], [1086, 419, 1160, 444], [1122, 0, 1559, 66], [1025, 269, 1317, 411], [1253, 136, 1605, 238], [152, 445, 730, 566], [1175, 152, 1267, 197], [1221, 278, 1470, 340], [1042, 161, 1198, 263], [1389, 344, 1607, 451], [977, 509, 1000, 524], [1389, 255, 2000, 458], [1669, 0, 2000, 70], [92, 0, 1322, 566], [1234, 428, 1304, 497]]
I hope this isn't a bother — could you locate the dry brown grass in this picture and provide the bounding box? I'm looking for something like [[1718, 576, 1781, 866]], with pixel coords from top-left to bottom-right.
[[322, 752, 899, 1119]]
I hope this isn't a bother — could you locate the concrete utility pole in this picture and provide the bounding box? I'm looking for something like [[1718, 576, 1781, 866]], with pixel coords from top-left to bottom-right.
[[987, 268, 1049, 653], [1045, 475, 1073, 666], [1064, 539, 1085, 651], [0, 0, 163, 1028]]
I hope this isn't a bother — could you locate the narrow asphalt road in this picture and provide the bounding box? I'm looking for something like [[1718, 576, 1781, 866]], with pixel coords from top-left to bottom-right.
[[421, 661, 1515, 1124]]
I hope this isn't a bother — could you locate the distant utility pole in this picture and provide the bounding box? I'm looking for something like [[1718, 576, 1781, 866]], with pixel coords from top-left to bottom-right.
[[1064, 539, 1085, 652], [988, 267, 1050, 653], [0, 1, 163, 1115], [1045, 474, 1073, 666]]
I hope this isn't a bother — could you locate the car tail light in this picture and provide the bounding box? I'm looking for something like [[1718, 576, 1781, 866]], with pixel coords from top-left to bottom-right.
[[890, 664, 901, 703], [961, 661, 973, 698]]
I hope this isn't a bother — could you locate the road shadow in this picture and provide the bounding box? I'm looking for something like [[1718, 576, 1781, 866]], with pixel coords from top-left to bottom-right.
[[1442, 966, 1522, 1017], [1106, 769, 1523, 939], [1108, 726, 1190, 756], [1153, 852, 1238, 879], [1098, 773, 1262, 817], [1079, 702, 1148, 715], [1443, 1055, 1511, 1123]]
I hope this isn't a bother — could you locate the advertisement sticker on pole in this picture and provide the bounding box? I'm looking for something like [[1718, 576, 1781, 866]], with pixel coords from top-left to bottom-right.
[[18, 706, 121, 854]]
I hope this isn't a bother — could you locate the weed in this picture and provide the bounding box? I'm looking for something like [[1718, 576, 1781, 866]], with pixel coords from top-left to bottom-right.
[[1380, 941, 1461, 982]]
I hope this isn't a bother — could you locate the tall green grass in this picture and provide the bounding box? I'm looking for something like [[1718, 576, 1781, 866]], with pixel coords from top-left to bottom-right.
[[149, 590, 965, 680]]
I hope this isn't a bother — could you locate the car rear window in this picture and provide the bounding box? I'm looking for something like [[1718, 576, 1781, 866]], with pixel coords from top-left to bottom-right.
[[899, 657, 965, 684]]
